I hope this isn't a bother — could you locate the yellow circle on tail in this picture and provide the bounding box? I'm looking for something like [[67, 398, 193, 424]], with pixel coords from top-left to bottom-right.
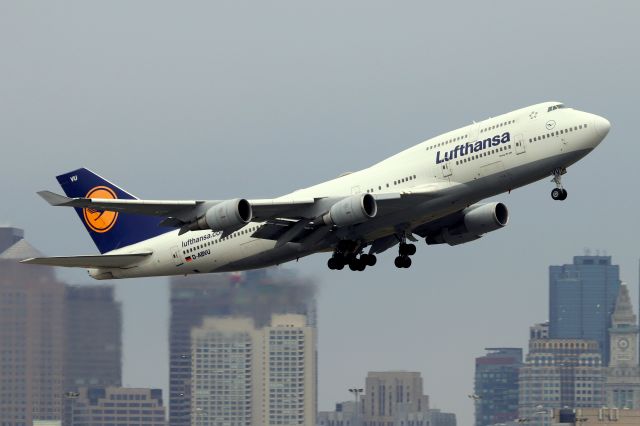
[[83, 186, 119, 233]]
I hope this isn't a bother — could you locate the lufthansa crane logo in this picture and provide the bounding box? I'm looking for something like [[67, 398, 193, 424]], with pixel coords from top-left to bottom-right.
[[83, 186, 119, 233]]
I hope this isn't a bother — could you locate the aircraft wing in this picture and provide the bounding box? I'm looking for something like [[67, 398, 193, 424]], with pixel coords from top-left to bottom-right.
[[37, 180, 461, 235], [38, 190, 319, 224], [20, 251, 152, 268]]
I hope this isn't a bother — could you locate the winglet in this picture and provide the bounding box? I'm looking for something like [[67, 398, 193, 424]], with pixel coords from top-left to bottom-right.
[[37, 190, 74, 206]]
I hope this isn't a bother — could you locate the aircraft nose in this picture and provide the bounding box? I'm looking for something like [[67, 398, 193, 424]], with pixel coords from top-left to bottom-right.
[[593, 115, 611, 140]]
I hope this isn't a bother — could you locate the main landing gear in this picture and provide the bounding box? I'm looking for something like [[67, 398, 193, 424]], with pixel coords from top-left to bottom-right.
[[550, 167, 568, 201], [327, 240, 377, 272], [327, 235, 418, 271], [394, 242, 416, 269]]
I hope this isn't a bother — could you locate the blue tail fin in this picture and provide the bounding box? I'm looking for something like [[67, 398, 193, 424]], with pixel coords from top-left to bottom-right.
[[56, 168, 169, 254]]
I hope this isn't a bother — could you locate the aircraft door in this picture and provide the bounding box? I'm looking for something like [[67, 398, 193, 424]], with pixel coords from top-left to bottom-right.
[[441, 161, 452, 178], [514, 133, 526, 154], [170, 246, 183, 266]]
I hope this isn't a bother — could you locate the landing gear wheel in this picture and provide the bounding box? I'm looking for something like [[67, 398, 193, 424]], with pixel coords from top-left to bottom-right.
[[349, 258, 366, 271], [551, 188, 568, 201], [328, 258, 344, 270], [399, 243, 417, 256], [394, 255, 412, 268], [363, 254, 377, 266], [327, 258, 337, 270]]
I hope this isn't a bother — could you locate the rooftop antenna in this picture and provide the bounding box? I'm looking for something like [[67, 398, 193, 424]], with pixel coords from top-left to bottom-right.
[[584, 248, 591, 256]]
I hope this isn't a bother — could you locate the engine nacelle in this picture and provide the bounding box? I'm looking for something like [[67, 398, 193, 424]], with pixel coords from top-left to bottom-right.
[[323, 193, 377, 227], [187, 198, 253, 232], [426, 202, 509, 246]]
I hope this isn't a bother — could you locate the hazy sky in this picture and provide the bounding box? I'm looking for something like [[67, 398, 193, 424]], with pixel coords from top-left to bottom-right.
[[2, 2, 640, 425]]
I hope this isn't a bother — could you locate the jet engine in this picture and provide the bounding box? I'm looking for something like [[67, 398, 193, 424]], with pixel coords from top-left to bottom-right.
[[425, 202, 508, 246], [323, 193, 378, 227], [184, 198, 253, 233]]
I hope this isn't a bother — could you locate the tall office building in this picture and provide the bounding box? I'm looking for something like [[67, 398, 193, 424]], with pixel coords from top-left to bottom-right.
[[64, 285, 122, 391], [191, 314, 316, 426], [474, 348, 522, 426], [0, 228, 65, 425], [67, 387, 166, 425], [169, 269, 316, 426], [518, 338, 605, 425], [321, 372, 456, 426], [361, 371, 430, 425], [191, 317, 261, 425], [549, 255, 621, 363], [605, 284, 640, 409], [265, 315, 317, 426]]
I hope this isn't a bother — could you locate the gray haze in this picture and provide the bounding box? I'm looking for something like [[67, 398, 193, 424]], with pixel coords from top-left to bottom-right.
[[2, 2, 640, 424]]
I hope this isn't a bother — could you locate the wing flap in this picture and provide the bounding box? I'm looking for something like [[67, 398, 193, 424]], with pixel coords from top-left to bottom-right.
[[21, 251, 152, 268]]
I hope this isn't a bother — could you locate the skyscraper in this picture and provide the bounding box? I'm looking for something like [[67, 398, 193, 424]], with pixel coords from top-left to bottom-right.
[[549, 255, 621, 363], [169, 269, 316, 426], [265, 315, 316, 426], [0, 228, 65, 425], [474, 348, 522, 426], [64, 285, 122, 391], [605, 284, 640, 409], [321, 372, 456, 426], [191, 314, 316, 426], [191, 317, 261, 425], [518, 338, 605, 425], [361, 371, 429, 425]]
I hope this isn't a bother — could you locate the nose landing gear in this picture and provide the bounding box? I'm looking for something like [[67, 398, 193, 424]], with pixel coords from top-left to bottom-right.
[[550, 168, 568, 201]]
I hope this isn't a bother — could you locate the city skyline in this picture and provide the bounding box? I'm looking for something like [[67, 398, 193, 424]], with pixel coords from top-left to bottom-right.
[[2, 235, 640, 425], [2, 3, 640, 425]]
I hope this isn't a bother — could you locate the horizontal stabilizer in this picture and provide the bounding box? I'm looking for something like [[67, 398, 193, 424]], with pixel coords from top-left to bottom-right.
[[38, 190, 74, 206], [20, 251, 152, 268]]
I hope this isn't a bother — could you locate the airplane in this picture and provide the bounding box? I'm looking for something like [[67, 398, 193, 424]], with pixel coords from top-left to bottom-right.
[[22, 101, 610, 280]]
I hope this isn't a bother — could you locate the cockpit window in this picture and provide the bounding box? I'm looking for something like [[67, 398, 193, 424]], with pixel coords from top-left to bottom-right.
[[547, 104, 566, 112]]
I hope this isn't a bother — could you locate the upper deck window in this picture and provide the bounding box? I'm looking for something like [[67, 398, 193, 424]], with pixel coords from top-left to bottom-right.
[[547, 104, 566, 112]]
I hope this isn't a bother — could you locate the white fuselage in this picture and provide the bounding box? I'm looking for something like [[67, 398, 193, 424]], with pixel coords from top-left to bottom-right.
[[90, 102, 609, 279]]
